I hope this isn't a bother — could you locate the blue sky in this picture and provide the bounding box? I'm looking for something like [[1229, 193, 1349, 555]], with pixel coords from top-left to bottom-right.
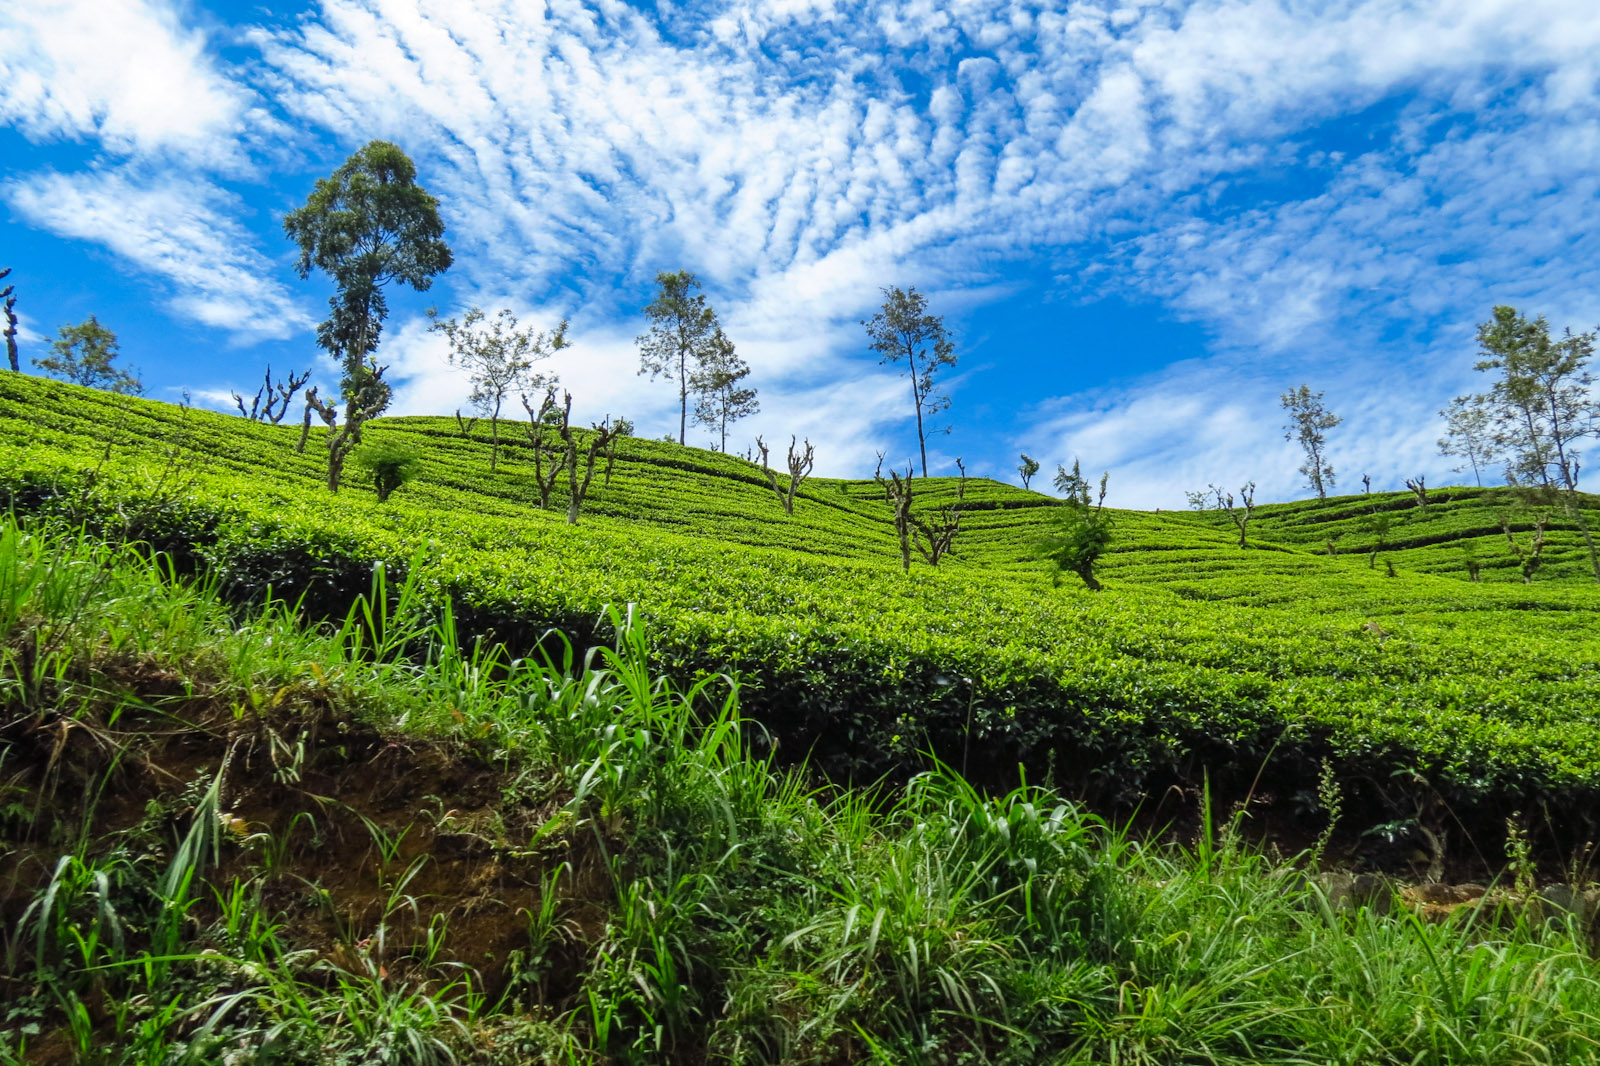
[[3, 0, 1599, 506]]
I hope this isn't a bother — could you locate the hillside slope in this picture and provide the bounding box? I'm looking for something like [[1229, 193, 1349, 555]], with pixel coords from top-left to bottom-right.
[[1184, 486, 1600, 583], [4, 374, 1600, 857]]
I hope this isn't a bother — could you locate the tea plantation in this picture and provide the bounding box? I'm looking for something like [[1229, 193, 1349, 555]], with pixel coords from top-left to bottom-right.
[[4, 373, 1600, 839]]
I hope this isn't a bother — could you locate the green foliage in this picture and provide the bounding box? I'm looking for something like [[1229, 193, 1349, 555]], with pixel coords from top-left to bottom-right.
[[638, 270, 722, 446], [1040, 461, 1113, 590], [33, 315, 141, 394], [8, 517, 1600, 1064], [1017, 452, 1039, 490], [428, 306, 566, 473], [1281, 383, 1340, 500], [7, 375, 1600, 824], [1470, 305, 1597, 492], [689, 328, 757, 452], [355, 439, 423, 502], [863, 285, 957, 477], [283, 140, 452, 374]]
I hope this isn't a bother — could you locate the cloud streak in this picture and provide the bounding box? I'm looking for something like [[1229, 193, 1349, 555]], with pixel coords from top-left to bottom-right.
[[3, 0, 1598, 504], [4, 169, 314, 342]]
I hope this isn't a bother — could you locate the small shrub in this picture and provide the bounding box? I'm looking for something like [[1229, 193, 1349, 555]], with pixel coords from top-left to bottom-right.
[[354, 440, 422, 503]]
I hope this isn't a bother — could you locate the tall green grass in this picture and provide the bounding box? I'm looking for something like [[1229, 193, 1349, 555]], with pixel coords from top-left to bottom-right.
[[4, 517, 1600, 1065]]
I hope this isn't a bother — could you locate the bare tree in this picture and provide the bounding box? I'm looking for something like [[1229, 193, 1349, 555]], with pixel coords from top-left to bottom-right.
[[234, 366, 311, 423], [557, 406, 625, 525], [911, 457, 966, 565], [1281, 385, 1341, 499], [430, 307, 565, 473], [296, 365, 390, 491], [297, 387, 329, 454], [1, 267, 18, 372], [521, 387, 565, 509], [1500, 510, 1550, 584], [874, 453, 916, 572], [1209, 482, 1256, 548], [601, 416, 630, 486], [1404, 476, 1428, 508], [756, 435, 816, 515]]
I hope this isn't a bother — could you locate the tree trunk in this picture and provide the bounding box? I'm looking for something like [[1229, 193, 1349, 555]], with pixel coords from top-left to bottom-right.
[[907, 345, 927, 477], [1568, 493, 1600, 581], [489, 395, 501, 474]]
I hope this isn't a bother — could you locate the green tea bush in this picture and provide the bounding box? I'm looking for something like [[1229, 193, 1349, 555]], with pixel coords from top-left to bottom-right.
[[5, 375, 1600, 840]]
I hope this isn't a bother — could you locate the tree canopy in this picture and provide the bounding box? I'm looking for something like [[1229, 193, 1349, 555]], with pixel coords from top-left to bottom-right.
[[691, 328, 758, 451], [283, 140, 452, 381], [1281, 385, 1340, 500], [638, 270, 721, 445], [34, 316, 141, 394], [863, 286, 956, 477]]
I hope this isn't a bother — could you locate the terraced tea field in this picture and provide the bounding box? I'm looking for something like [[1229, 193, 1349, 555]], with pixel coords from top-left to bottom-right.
[[4, 374, 1599, 845]]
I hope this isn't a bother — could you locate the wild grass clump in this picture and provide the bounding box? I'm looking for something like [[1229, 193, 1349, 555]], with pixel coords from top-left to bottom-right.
[[5, 517, 1600, 1064]]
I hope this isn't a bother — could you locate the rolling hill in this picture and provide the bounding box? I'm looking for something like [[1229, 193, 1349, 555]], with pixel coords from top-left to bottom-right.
[[4, 373, 1600, 845]]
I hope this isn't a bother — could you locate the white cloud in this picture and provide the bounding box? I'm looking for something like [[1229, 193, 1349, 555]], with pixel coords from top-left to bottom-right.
[[0, 0, 252, 166], [1023, 348, 1482, 509], [9, 0, 1600, 504], [4, 168, 314, 342]]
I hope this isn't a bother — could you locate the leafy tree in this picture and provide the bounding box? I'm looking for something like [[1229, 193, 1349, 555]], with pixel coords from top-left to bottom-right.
[[1041, 460, 1113, 591], [1438, 397, 1496, 487], [1462, 306, 1600, 579], [284, 140, 451, 492], [1018, 453, 1040, 491], [429, 307, 566, 473], [34, 316, 142, 394], [1469, 307, 1595, 491], [863, 286, 956, 477], [1, 267, 18, 372], [638, 270, 720, 445], [1281, 385, 1340, 500], [691, 329, 758, 451]]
